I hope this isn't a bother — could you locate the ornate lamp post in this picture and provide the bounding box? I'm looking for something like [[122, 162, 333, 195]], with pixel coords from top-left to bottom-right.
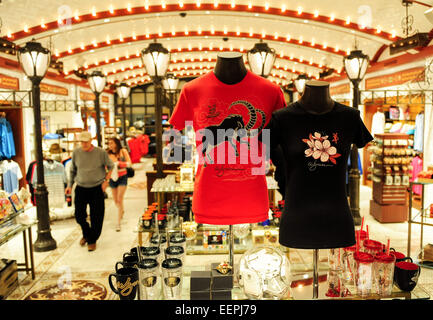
[[141, 40, 171, 178], [343, 49, 370, 226], [87, 70, 107, 147], [162, 73, 179, 116], [18, 40, 57, 251], [116, 82, 131, 148], [294, 74, 309, 95], [247, 40, 276, 78]]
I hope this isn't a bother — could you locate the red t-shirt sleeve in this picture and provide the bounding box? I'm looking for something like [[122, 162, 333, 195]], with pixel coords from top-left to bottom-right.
[[274, 87, 286, 112], [169, 87, 192, 131]]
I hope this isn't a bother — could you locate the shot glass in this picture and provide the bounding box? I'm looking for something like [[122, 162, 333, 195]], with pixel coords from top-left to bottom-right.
[[373, 253, 396, 297], [161, 258, 183, 300], [170, 233, 187, 252], [353, 251, 374, 297]]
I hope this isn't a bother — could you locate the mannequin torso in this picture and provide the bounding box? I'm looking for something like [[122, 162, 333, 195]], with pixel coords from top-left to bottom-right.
[[298, 80, 335, 115], [213, 52, 248, 85]]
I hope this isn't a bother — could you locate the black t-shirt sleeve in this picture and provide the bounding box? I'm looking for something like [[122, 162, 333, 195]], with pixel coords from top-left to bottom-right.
[[353, 110, 374, 148]]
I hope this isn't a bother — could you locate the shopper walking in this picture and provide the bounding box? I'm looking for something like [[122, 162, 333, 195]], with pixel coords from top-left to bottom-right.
[[65, 131, 114, 251], [107, 137, 132, 232]]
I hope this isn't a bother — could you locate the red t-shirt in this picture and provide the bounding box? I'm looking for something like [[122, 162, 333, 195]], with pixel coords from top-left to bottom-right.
[[169, 71, 286, 225]]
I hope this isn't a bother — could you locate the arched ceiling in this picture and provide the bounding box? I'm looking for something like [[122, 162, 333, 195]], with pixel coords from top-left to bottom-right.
[[1, 0, 433, 87]]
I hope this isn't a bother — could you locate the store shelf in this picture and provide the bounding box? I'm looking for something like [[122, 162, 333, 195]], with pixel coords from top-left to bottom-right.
[[0, 210, 22, 227]]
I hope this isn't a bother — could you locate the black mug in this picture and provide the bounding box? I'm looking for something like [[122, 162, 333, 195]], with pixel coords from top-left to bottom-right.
[[394, 261, 421, 292], [123, 247, 146, 259], [109, 267, 139, 300], [389, 248, 413, 263], [116, 255, 138, 272]]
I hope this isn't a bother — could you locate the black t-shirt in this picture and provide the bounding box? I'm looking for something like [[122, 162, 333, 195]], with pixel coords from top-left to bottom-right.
[[268, 102, 373, 249]]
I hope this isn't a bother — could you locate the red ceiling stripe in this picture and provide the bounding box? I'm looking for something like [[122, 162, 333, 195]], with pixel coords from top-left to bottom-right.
[[79, 48, 328, 74], [55, 30, 347, 60], [9, 4, 397, 42], [107, 60, 302, 81]]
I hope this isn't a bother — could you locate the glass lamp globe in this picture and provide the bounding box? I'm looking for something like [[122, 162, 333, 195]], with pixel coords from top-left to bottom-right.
[[87, 70, 106, 94], [237, 245, 291, 300], [18, 40, 51, 81], [116, 82, 131, 99], [141, 42, 171, 78], [294, 74, 309, 94], [162, 73, 179, 91], [343, 50, 369, 83], [247, 41, 276, 78]]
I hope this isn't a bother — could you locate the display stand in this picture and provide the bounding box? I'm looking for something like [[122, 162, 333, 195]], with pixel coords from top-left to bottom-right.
[[369, 133, 412, 222], [312, 249, 319, 299], [407, 180, 433, 261]]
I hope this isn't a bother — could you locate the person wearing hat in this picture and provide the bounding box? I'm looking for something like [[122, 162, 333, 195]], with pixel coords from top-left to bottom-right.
[[65, 131, 114, 251]]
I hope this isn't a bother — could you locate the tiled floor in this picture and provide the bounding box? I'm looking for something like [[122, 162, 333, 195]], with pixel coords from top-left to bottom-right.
[[1, 158, 432, 300]]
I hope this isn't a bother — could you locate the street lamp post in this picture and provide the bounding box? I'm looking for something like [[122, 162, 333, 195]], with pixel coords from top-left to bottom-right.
[[162, 73, 179, 116], [87, 70, 107, 147], [343, 49, 370, 226], [141, 41, 171, 179], [247, 40, 276, 78], [116, 83, 131, 148], [18, 40, 57, 252]]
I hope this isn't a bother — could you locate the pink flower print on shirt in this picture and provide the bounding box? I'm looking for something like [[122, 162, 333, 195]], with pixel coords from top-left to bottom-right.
[[302, 132, 341, 165]]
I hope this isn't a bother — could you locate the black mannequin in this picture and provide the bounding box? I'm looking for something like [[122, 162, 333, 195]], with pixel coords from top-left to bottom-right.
[[298, 80, 335, 114], [213, 52, 248, 85]]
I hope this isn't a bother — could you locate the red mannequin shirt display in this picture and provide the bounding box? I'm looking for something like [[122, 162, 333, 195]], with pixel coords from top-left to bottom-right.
[[169, 70, 286, 225], [268, 102, 373, 249]]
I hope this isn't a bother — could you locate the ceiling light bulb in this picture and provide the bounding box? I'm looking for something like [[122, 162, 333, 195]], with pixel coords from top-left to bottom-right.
[[299, 36, 303, 44], [314, 10, 319, 17], [297, 7, 302, 15], [330, 14, 335, 21], [127, 3, 132, 12], [311, 38, 315, 46], [281, 4, 286, 12], [214, 0, 218, 8], [179, 1, 184, 8], [265, 3, 269, 10], [196, 0, 201, 8], [346, 16, 350, 25], [162, 1, 166, 9], [274, 33, 278, 39], [109, 5, 114, 14], [92, 7, 96, 16], [231, 0, 235, 8], [248, 2, 252, 9]]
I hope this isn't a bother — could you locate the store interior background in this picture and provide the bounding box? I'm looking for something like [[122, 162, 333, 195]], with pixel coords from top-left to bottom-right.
[[0, 0, 433, 300]]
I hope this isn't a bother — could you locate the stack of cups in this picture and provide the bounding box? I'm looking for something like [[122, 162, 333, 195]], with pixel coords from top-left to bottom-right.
[[326, 248, 347, 297], [373, 252, 396, 297], [341, 245, 357, 289], [353, 251, 374, 297], [137, 258, 161, 300], [161, 258, 183, 300]]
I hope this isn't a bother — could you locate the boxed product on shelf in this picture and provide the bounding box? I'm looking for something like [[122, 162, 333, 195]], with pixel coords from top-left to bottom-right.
[[251, 228, 279, 245], [0, 259, 18, 300]]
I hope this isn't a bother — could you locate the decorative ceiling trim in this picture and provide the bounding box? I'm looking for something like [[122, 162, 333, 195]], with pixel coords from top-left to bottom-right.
[[8, 4, 397, 43], [77, 48, 330, 75], [55, 30, 348, 62]]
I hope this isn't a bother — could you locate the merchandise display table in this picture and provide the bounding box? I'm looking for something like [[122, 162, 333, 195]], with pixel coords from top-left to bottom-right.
[[0, 209, 36, 280]]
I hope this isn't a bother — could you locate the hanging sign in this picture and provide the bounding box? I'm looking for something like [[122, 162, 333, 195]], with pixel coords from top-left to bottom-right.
[[330, 83, 351, 96], [0, 74, 19, 90], [365, 67, 425, 90], [80, 91, 96, 101], [40, 83, 69, 96], [101, 95, 109, 103]]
